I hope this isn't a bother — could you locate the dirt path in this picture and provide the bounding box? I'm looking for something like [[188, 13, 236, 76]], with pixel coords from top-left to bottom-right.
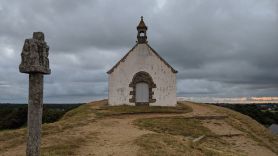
[[76, 118, 148, 156], [182, 101, 223, 116]]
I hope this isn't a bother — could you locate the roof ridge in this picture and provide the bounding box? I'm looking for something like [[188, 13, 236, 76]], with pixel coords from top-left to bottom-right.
[[107, 44, 138, 74], [107, 43, 178, 74], [146, 43, 178, 73]]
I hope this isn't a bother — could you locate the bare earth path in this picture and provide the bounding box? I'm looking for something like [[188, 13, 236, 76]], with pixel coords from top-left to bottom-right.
[[1, 100, 277, 156], [77, 117, 149, 156]]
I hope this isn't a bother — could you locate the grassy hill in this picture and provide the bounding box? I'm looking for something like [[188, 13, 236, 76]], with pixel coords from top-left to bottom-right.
[[0, 100, 277, 156]]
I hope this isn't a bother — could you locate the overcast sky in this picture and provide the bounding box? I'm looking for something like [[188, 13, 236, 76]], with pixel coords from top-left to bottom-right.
[[0, 0, 278, 103]]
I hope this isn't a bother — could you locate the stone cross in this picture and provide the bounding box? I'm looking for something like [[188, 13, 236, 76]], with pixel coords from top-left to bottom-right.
[[19, 32, 51, 156]]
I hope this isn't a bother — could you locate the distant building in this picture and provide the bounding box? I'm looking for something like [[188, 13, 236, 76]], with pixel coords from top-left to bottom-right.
[[107, 17, 177, 106]]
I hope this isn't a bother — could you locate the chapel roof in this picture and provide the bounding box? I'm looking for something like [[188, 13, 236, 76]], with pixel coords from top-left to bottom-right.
[[107, 17, 178, 74], [107, 43, 178, 74]]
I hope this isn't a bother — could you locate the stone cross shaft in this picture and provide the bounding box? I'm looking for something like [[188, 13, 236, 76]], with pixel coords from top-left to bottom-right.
[[19, 32, 50, 156]]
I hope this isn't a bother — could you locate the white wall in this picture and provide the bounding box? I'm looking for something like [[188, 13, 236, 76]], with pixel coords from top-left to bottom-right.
[[108, 44, 177, 106]]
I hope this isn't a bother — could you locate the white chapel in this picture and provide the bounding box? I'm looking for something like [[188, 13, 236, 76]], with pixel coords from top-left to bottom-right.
[[107, 17, 177, 106]]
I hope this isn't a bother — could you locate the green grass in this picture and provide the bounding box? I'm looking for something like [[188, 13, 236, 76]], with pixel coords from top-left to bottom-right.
[[135, 133, 239, 156], [0, 128, 27, 152], [134, 116, 243, 156], [41, 131, 98, 156], [42, 104, 96, 136], [135, 133, 193, 156], [94, 102, 192, 118], [39, 103, 100, 156], [134, 116, 213, 137], [41, 139, 82, 156]]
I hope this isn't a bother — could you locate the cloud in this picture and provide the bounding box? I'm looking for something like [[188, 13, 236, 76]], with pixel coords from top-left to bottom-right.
[[0, 0, 278, 102]]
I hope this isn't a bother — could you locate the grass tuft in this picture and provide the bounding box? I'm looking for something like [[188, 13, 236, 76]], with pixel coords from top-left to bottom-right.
[[135, 133, 235, 156], [94, 102, 192, 118], [134, 116, 213, 137]]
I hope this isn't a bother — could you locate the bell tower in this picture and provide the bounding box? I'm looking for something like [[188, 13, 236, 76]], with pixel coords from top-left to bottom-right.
[[137, 16, 148, 44]]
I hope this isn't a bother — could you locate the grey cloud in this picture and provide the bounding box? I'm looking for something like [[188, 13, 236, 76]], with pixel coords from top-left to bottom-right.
[[0, 0, 278, 102]]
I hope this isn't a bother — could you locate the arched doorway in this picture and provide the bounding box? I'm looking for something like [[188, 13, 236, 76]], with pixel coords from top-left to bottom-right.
[[129, 71, 156, 106], [136, 82, 149, 102]]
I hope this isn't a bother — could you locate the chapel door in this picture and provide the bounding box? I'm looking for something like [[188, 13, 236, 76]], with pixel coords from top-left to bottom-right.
[[135, 82, 149, 103]]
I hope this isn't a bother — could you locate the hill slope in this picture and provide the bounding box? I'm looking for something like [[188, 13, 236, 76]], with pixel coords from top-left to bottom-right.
[[0, 100, 277, 156]]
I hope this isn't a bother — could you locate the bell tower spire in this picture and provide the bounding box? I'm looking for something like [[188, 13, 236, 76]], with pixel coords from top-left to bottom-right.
[[137, 16, 148, 44]]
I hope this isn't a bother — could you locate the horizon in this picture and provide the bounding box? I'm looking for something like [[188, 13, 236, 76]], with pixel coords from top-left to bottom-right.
[[179, 96, 278, 104], [1, 96, 278, 104]]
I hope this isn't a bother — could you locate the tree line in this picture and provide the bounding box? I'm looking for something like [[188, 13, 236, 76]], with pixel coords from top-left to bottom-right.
[[216, 104, 278, 126], [0, 104, 82, 130]]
